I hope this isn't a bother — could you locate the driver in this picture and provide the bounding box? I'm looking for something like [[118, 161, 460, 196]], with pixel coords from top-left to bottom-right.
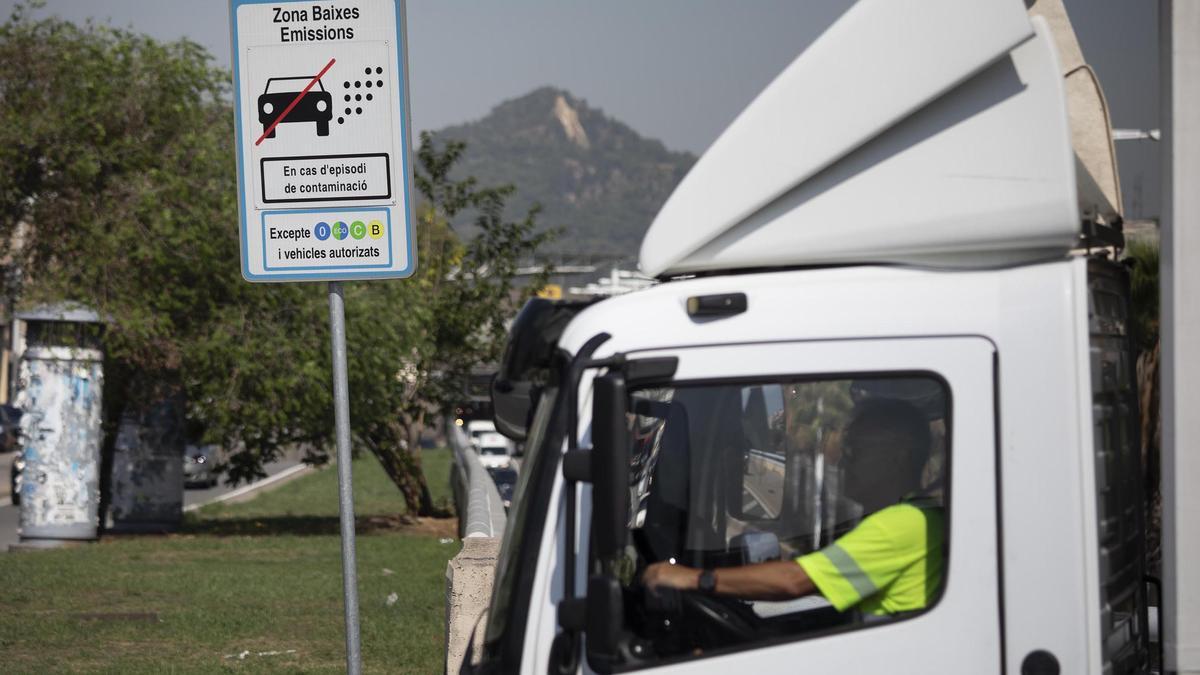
[[642, 398, 944, 618]]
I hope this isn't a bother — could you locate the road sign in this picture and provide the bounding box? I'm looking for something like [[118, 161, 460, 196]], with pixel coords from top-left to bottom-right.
[[231, 0, 414, 282]]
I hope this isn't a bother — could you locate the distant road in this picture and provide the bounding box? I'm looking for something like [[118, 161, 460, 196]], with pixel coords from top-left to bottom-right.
[[0, 453, 306, 552], [182, 455, 304, 510]]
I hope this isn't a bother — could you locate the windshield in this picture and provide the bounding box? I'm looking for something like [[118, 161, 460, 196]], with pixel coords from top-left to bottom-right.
[[618, 374, 949, 662], [484, 386, 559, 652], [481, 446, 507, 456], [628, 377, 946, 560]]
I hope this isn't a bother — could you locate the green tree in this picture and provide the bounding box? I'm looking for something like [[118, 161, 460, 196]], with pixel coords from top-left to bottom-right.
[[1126, 238, 1160, 353], [1125, 238, 1161, 568], [344, 134, 553, 515], [0, 5, 552, 517]]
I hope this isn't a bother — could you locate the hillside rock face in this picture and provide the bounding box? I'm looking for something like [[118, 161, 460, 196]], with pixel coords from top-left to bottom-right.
[[433, 87, 696, 260], [552, 94, 590, 150]]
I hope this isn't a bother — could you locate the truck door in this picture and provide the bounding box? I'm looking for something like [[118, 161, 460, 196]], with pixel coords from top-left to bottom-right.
[[576, 336, 1001, 674]]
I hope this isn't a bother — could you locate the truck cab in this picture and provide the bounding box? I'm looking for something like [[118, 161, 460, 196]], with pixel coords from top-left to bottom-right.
[[477, 1, 1151, 673]]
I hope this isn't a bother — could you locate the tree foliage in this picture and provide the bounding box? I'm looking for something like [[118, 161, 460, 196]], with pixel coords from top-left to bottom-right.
[[0, 5, 551, 516], [343, 134, 553, 513], [1126, 238, 1159, 354]]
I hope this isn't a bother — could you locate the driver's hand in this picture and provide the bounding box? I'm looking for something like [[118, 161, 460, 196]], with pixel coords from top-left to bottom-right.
[[642, 561, 700, 591]]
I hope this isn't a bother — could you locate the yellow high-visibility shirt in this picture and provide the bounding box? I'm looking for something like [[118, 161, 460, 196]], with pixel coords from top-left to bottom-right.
[[795, 503, 944, 615]]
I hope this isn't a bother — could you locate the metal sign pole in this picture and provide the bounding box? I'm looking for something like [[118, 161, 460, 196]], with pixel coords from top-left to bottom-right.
[[229, 1, 412, 665], [328, 281, 363, 675]]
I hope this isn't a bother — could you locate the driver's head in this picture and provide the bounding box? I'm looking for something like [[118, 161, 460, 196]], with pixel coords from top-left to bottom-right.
[[841, 398, 931, 510]]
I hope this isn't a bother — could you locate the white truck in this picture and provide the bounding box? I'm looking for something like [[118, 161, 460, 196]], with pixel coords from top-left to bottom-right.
[[477, 1, 1180, 673]]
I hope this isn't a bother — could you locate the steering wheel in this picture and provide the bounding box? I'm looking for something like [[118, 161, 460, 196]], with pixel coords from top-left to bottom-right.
[[640, 584, 759, 651], [678, 591, 760, 646]]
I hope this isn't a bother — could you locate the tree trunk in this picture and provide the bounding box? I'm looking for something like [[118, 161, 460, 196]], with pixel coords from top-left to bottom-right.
[[403, 408, 442, 517], [365, 413, 447, 519], [1137, 339, 1161, 571]]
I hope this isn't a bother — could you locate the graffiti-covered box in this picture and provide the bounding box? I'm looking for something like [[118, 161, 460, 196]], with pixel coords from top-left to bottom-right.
[[14, 306, 105, 542]]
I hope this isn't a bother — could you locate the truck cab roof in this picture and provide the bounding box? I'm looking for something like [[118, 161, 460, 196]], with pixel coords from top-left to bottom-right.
[[638, 0, 1119, 278]]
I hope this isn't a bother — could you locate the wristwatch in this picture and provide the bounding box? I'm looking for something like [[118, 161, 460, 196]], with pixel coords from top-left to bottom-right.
[[697, 568, 717, 594]]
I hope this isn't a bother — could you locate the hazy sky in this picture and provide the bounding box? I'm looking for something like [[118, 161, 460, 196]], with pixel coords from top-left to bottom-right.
[[2, 0, 1162, 216]]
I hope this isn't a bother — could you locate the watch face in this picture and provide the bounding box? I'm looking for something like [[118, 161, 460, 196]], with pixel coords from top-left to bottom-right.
[[699, 569, 716, 593]]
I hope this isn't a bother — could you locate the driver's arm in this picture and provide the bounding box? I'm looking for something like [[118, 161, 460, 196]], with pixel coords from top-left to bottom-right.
[[642, 560, 816, 601]]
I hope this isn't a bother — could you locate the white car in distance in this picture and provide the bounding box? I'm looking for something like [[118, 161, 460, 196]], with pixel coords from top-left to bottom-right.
[[464, 419, 495, 450], [475, 431, 513, 469]]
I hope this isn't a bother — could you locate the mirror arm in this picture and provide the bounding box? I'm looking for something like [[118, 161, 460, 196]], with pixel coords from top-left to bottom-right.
[[562, 448, 592, 482], [550, 334, 610, 675], [557, 596, 587, 632]]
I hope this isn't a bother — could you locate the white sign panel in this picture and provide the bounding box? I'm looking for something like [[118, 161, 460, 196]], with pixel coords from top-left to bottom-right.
[[231, 0, 414, 282]]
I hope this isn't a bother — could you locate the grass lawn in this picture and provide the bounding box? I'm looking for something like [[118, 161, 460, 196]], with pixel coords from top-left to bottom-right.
[[0, 449, 459, 674]]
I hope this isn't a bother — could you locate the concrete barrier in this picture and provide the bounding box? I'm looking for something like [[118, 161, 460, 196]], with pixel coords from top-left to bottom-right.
[[448, 424, 507, 538], [445, 424, 506, 672], [444, 537, 500, 673]]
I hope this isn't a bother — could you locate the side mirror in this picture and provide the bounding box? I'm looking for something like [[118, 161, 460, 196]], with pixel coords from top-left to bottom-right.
[[491, 375, 534, 442], [558, 358, 672, 674], [590, 371, 629, 565], [585, 372, 629, 672], [492, 298, 595, 442], [554, 369, 633, 667]]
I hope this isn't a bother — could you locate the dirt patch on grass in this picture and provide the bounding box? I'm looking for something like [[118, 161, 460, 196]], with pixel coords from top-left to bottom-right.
[[100, 515, 458, 539], [360, 515, 457, 538]]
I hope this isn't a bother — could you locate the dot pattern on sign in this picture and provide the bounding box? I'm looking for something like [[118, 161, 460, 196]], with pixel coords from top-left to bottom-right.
[[338, 66, 385, 124]]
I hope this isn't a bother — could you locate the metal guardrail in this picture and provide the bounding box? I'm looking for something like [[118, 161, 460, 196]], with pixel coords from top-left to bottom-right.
[[448, 424, 507, 538]]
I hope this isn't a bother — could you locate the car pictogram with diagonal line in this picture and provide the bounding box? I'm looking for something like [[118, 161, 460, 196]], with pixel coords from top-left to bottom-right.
[[258, 76, 332, 138]]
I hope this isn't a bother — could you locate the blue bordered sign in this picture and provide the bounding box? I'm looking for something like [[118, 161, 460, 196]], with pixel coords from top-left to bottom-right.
[[230, 0, 414, 282]]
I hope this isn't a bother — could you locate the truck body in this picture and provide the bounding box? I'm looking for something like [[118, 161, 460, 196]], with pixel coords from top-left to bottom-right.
[[477, 1, 1156, 673]]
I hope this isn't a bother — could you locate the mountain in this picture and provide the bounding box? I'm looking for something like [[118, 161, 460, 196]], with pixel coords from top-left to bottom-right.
[[432, 87, 697, 261]]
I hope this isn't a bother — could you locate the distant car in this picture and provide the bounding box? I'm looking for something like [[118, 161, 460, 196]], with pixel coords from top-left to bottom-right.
[[183, 444, 220, 488], [465, 419, 496, 450], [476, 431, 514, 470], [9, 451, 23, 507], [258, 76, 332, 138], [0, 405, 21, 454], [486, 466, 518, 511], [3, 405, 23, 506]]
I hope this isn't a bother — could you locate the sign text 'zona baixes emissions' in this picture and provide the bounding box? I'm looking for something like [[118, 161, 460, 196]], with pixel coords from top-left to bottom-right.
[[231, 0, 414, 282]]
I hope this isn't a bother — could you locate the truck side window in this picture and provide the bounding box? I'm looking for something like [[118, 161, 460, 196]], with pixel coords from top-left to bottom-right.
[[622, 375, 949, 663]]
